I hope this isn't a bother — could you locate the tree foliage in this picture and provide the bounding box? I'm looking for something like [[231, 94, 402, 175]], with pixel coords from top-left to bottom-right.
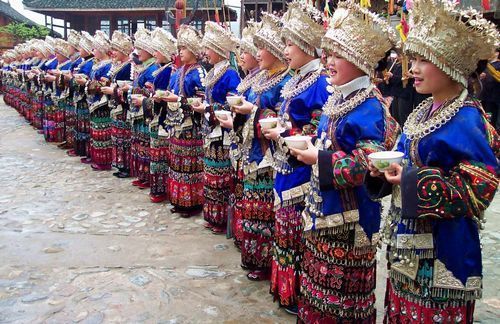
[[0, 22, 50, 43]]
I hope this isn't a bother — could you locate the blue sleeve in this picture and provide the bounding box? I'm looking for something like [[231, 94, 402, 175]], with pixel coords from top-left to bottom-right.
[[225, 69, 240, 94], [80, 61, 93, 77]]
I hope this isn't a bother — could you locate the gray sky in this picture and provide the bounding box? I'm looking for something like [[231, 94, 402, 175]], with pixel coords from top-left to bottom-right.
[[8, 0, 45, 24]]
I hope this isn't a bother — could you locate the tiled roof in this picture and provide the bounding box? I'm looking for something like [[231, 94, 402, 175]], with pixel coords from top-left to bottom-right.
[[23, 0, 225, 10], [1, 1, 38, 25]]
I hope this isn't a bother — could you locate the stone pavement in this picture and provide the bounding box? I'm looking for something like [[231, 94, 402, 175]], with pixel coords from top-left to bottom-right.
[[0, 96, 498, 323]]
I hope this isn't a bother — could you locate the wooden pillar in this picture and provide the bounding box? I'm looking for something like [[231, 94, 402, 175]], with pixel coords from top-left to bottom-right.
[[156, 12, 162, 28]]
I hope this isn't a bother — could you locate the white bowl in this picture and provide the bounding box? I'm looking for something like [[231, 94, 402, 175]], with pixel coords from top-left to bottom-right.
[[155, 89, 170, 97], [226, 95, 243, 106], [284, 135, 310, 150], [187, 97, 201, 105], [259, 117, 279, 130], [215, 110, 232, 120], [368, 151, 404, 171], [117, 80, 132, 87]]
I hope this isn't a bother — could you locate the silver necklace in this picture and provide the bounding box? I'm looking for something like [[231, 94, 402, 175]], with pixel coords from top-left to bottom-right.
[[252, 68, 289, 95], [237, 69, 262, 94], [281, 69, 322, 100], [403, 89, 467, 140], [203, 61, 230, 89], [323, 84, 374, 120]]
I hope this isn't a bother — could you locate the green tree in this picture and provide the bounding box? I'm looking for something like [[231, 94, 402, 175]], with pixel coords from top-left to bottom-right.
[[0, 22, 50, 44]]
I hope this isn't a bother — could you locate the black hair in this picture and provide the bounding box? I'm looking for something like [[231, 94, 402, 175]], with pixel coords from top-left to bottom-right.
[[475, 59, 488, 76], [374, 50, 391, 72]]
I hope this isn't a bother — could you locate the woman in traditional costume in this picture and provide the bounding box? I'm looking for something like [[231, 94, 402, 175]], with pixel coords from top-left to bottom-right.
[[366, 0, 499, 322], [73, 32, 96, 159], [38, 37, 58, 137], [262, 2, 330, 313], [162, 25, 206, 216], [195, 22, 240, 234], [100, 31, 134, 178], [85, 31, 113, 170], [229, 14, 292, 283], [291, 2, 400, 322], [44, 39, 73, 143], [138, 28, 177, 203], [61, 30, 83, 154], [128, 29, 159, 189], [228, 21, 261, 249]]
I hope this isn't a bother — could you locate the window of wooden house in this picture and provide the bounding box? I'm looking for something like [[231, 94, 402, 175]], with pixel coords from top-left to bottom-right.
[[100, 19, 110, 36], [117, 18, 130, 35]]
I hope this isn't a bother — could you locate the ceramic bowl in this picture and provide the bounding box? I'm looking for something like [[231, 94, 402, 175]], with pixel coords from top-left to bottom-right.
[[215, 110, 232, 120], [368, 151, 404, 171], [226, 95, 243, 106], [259, 117, 279, 130], [117, 80, 132, 87], [284, 135, 310, 150]]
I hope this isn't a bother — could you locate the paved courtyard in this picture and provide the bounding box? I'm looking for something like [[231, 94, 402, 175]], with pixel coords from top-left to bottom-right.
[[0, 96, 498, 323]]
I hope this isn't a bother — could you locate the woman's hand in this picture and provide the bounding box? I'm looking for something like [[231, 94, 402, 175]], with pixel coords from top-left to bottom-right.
[[101, 86, 115, 95], [75, 76, 87, 85], [191, 101, 206, 113], [289, 139, 317, 165], [163, 93, 180, 103], [120, 83, 131, 92], [262, 126, 283, 141], [232, 99, 254, 115], [44, 74, 56, 82], [217, 115, 233, 129], [131, 95, 144, 107], [368, 161, 383, 178], [63, 71, 72, 81], [384, 163, 402, 185]]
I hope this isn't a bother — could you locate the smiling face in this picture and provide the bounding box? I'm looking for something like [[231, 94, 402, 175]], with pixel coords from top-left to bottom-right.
[[240, 51, 258, 71], [410, 55, 457, 95], [153, 50, 168, 64], [92, 48, 105, 60], [78, 48, 89, 58], [179, 46, 196, 65], [112, 49, 128, 63], [55, 53, 67, 62], [284, 40, 312, 70], [205, 47, 223, 65], [137, 48, 152, 63], [256, 47, 279, 71], [326, 52, 365, 86]]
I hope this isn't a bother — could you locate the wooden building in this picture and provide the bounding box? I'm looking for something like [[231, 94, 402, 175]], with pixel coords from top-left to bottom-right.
[[22, 0, 237, 38]]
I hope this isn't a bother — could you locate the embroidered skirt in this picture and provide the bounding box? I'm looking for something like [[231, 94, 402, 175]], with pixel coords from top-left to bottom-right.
[[130, 119, 150, 183], [168, 132, 204, 210], [298, 230, 377, 323], [32, 92, 44, 130], [232, 167, 245, 248], [270, 204, 303, 306], [111, 111, 131, 172], [385, 279, 475, 323], [241, 169, 275, 270], [65, 99, 77, 147], [203, 140, 233, 228], [90, 105, 112, 168], [44, 98, 65, 142], [149, 124, 170, 197], [75, 99, 90, 157]]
